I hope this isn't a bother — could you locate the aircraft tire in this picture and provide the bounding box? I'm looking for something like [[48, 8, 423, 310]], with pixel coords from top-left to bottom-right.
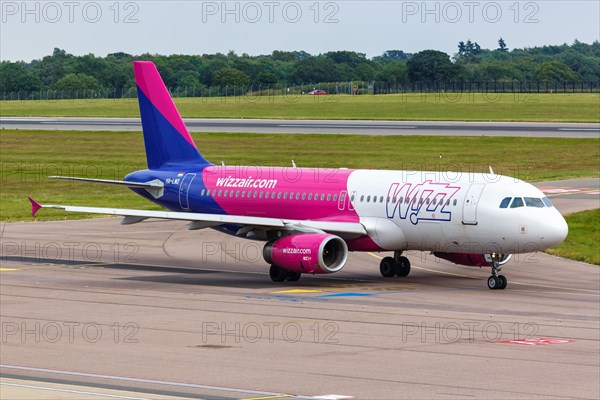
[[497, 275, 508, 289], [270, 265, 288, 282], [380, 257, 396, 278], [395, 256, 411, 277], [286, 271, 301, 282]]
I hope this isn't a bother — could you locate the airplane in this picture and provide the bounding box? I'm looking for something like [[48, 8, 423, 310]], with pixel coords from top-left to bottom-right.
[[29, 61, 569, 290]]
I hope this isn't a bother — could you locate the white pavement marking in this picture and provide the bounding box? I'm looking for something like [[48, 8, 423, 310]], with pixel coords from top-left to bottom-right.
[[0, 382, 152, 400], [0, 365, 314, 399], [558, 128, 600, 131]]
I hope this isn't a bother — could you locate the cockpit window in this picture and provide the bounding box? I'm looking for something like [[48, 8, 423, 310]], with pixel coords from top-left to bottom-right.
[[542, 197, 553, 208], [510, 197, 524, 208], [499, 197, 511, 208], [525, 197, 545, 208]]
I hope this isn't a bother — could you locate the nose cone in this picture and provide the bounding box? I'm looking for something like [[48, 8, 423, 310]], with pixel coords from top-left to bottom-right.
[[539, 211, 569, 249]]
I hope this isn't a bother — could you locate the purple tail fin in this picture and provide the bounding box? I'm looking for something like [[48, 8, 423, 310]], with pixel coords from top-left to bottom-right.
[[134, 61, 210, 169]]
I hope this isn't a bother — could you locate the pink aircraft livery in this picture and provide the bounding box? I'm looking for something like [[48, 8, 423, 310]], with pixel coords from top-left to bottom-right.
[[29, 61, 568, 290]]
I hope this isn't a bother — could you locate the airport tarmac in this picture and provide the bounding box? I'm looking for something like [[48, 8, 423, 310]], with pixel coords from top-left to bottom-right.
[[1, 180, 598, 399], [1, 117, 599, 138]]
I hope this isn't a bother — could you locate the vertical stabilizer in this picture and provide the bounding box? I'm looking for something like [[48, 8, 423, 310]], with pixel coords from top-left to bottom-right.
[[133, 61, 210, 169]]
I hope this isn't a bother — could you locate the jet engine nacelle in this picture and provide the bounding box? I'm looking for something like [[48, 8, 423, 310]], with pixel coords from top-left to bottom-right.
[[433, 252, 512, 267], [263, 234, 348, 274]]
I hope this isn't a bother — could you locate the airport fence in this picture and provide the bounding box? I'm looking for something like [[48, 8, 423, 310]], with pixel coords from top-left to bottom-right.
[[1, 81, 598, 101]]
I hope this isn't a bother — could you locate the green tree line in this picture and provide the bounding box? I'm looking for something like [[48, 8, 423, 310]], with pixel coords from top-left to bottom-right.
[[1, 39, 598, 94]]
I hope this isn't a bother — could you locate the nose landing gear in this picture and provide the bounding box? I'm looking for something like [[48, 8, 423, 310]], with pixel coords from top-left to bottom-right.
[[487, 256, 507, 290]]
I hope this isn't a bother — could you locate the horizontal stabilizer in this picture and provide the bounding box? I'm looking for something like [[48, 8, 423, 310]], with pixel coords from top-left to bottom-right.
[[48, 176, 164, 198]]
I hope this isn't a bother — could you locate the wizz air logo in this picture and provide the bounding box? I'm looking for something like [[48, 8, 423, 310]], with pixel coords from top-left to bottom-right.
[[215, 176, 278, 189], [386, 181, 461, 225]]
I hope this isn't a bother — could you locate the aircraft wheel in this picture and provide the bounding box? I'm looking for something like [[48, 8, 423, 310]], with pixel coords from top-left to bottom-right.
[[487, 275, 500, 290], [395, 256, 411, 277], [269, 265, 288, 282], [286, 271, 301, 282], [497, 275, 508, 290], [380, 257, 396, 278]]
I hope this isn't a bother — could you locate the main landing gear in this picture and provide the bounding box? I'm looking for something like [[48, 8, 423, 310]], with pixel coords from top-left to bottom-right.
[[487, 256, 507, 290], [379, 251, 411, 278], [269, 265, 301, 282]]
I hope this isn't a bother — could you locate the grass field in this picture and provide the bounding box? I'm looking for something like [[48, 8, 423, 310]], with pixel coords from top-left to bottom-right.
[[1, 93, 599, 122], [1, 129, 598, 222], [546, 209, 600, 265]]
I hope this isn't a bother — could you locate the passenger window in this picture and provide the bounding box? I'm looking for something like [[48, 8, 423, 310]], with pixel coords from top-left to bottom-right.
[[308, 193, 312, 200], [223, 191, 228, 197], [379, 196, 384, 203], [201, 189, 205, 196], [296, 193, 300, 200], [542, 197, 553, 208], [212, 190, 217, 196], [235, 190, 239, 197], [525, 197, 544, 208], [321, 194, 325, 201], [241, 191, 246, 198], [349, 194, 354, 202], [510, 197, 524, 208], [426, 198, 430, 205], [327, 194, 331, 201], [271, 192, 276, 199], [277, 192, 282, 199], [253, 192, 257, 198], [333, 194, 338, 201], [499, 197, 511, 208], [259, 192, 263, 199], [393, 197, 398, 203], [366, 196, 371, 202], [453, 199, 457, 206], [360, 195, 364, 202], [302, 193, 306, 200], [283, 192, 287, 199]]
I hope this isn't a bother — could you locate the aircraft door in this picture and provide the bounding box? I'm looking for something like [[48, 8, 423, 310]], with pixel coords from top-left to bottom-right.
[[462, 183, 486, 225], [338, 190, 347, 211], [348, 190, 356, 211], [179, 173, 196, 210]]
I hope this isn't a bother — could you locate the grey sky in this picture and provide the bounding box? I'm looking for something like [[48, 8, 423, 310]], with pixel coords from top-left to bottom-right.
[[1, 1, 599, 61]]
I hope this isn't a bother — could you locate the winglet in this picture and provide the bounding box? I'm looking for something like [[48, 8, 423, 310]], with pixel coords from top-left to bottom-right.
[[28, 197, 42, 217]]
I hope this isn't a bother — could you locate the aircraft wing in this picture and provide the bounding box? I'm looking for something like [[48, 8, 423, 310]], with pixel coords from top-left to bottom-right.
[[28, 198, 367, 237]]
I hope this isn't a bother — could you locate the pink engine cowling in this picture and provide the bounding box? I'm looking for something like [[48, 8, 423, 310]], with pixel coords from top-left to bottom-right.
[[263, 234, 348, 274], [433, 252, 512, 267]]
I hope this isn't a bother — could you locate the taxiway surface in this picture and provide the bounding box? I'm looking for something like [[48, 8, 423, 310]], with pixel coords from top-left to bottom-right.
[[1, 117, 599, 138], [1, 180, 598, 399]]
